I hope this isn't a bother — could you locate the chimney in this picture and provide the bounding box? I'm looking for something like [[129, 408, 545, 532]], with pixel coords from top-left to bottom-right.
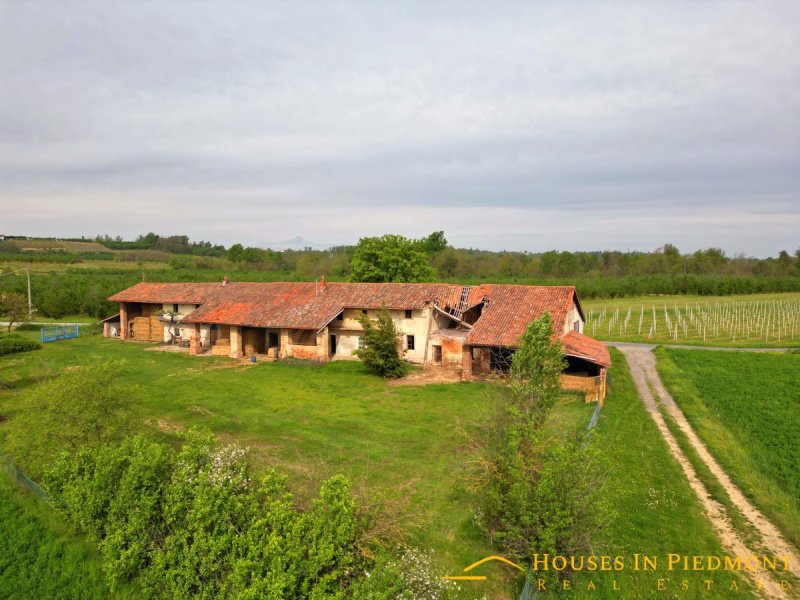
[[222, 275, 229, 286], [319, 276, 327, 292]]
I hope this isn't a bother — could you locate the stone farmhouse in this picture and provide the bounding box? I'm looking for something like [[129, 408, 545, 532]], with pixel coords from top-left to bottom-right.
[[106, 277, 610, 401]]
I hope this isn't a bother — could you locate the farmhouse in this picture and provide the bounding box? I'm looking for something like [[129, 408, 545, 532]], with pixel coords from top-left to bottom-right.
[[107, 278, 610, 401]]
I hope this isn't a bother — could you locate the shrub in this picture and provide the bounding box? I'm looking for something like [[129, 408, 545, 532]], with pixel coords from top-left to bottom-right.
[[354, 307, 408, 378], [44, 430, 455, 599], [0, 334, 41, 356], [4, 360, 137, 476]]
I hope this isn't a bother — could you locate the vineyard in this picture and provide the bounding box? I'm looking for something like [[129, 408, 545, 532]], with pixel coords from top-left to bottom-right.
[[587, 296, 800, 346]]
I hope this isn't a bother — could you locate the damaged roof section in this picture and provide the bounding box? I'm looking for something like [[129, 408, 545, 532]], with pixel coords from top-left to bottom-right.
[[464, 285, 578, 347]]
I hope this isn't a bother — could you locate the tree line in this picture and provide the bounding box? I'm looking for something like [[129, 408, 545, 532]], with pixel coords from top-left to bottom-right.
[[1, 232, 799, 320]]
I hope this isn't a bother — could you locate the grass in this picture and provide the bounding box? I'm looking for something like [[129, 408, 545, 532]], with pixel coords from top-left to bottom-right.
[[655, 348, 800, 548], [565, 349, 752, 598], [0, 470, 139, 599], [0, 336, 757, 598], [582, 292, 800, 348], [0, 334, 515, 594]]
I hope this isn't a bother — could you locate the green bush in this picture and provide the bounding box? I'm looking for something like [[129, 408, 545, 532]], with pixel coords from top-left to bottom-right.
[[0, 334, 41, 356], [354, 308, 408, 378], [44, 430, 448, 599]]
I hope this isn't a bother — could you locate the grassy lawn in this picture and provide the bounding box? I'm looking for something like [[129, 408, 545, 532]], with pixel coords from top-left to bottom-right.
[[0, 337, 757, 598], [582, 292, 800, 348], [655, 348, 800, 548], [0, 470, 138, 599]]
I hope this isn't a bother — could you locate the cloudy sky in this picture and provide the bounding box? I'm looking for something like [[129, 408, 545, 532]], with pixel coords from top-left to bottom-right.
[[1, 1, 798, 256]]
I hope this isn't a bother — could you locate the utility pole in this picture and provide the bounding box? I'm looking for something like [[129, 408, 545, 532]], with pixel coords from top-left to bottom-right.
[[26, 267, 32, 318]]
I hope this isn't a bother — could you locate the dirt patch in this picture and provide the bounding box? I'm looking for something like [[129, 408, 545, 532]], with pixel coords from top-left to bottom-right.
[[144, 417, 187, 435], [621, 346, 799, 598], [389, 367, 462, 386], [187, 405, 215, 417], [144, 345, 189, 353]]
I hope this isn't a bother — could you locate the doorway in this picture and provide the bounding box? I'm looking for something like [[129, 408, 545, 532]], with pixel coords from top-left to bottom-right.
[[433, 345, 442, 364], [329, 334, 337, 356]]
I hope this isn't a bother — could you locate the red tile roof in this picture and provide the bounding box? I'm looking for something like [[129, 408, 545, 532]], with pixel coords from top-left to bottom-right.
[[465, 285, 577, 347], [561, 330, 612, 368], [108, 282, 221, 304], [108, 280, 608, 366], [111, 281, 460, 330]]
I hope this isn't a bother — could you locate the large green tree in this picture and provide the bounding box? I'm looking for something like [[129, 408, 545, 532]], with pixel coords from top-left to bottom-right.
[[348, 234, 437, 282]]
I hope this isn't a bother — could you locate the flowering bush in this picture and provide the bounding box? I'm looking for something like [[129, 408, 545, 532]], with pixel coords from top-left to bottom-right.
[[44, 428, 448, 599]]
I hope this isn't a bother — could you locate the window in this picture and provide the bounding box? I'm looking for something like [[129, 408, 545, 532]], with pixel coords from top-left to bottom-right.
[[361, 309, 368, 315], [336, 312, 343, 321], [405, 309, 412, 319], [173, 304, 179, 313], [407, 335, 415, 350], [291, 330, 316, 346], [357, 337, 365, 349], [574, 320, 581, 332]]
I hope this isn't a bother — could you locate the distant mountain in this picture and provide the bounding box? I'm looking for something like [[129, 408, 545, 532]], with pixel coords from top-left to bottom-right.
[[259, 236, 335, 251]]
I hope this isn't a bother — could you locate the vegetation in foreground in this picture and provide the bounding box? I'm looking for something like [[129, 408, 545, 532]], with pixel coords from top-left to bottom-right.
[[655, 348, 800, 547], [0, 470, 133, 599], [0, 334, 757, 597], [470, 314, 612, 581], [45, 430, 457, 599]]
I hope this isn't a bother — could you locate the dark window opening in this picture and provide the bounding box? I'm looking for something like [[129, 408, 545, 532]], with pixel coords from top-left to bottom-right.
[[407, 335, 415, 350], [490, 347, 515, 373], [405, 309, 413, 319], [173, 304, 179, 313], [268, 332, 279, 348], [574, 320, 581, 332], [361, 309, 368, 315], [329, 334, 337, 355], [336, 312, 343, 321]]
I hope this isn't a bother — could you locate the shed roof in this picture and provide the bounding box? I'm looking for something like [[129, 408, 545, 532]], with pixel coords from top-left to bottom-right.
[[561, 330, 612, 368]]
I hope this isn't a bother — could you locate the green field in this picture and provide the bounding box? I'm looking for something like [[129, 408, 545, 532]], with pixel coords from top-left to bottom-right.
[[655, 348, 800, 547], [0, 336, 753, 598], [583, 293, 800, 347]]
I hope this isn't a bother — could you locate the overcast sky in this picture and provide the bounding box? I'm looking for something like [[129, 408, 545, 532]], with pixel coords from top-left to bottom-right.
[[1, 1, 798, 256]]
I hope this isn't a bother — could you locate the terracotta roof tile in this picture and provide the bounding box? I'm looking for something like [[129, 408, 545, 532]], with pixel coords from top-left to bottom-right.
[[465, 285, 576, 347], [561, 330, 612, 367], [108, 280, 604, 368], [108, 282, 220, 304]]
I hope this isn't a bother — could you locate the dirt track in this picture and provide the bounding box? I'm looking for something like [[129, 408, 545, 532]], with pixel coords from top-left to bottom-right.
[[620, 346, 799, 598]]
